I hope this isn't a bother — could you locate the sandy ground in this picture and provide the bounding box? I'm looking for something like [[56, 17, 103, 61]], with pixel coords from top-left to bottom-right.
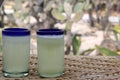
[[1, 13, 118, 55], [30, 20, 105, 55]]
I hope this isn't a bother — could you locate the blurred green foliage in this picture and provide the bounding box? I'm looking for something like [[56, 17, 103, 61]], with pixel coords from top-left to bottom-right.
[[72, 35, 81, 55], [96, 45, 119, 56]]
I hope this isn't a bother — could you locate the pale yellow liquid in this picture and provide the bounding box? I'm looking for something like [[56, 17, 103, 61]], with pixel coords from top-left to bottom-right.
[[2, 36, 30, 77], [37, 35, 64, 77]]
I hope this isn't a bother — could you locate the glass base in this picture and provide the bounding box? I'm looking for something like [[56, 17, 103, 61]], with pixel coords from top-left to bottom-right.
[[3, 71, 28, 78], [39, 72, 64, 78]]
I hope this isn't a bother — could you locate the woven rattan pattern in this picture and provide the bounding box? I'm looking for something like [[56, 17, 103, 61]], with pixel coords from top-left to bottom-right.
[[0, 54, 120, 80]]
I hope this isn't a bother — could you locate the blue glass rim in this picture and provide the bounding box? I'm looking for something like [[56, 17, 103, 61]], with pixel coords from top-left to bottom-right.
[[2, 28, 30, 36], [37, 29, 64, 36]]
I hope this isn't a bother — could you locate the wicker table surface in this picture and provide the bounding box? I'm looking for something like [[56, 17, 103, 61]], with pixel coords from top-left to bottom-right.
[[0, 54, 120, 80]]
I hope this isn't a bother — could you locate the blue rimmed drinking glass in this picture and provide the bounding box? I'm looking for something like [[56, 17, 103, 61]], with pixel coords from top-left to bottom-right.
[[37, 29, 64, 78], [2, 28, 30, 78]]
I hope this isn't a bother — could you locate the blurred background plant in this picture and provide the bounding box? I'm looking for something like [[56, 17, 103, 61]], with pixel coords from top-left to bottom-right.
[[1, 0, 120, 56]]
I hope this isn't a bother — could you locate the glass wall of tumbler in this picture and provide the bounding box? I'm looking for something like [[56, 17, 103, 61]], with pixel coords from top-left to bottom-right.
[[37, 29, 64, 78], [2, 28, 30, 77]]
